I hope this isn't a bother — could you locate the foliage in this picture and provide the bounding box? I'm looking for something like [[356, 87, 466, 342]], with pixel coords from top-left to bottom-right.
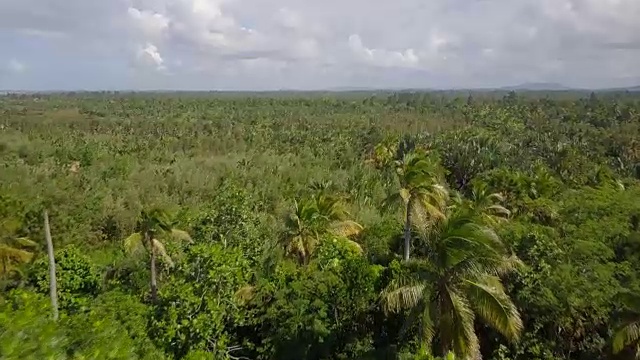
[[0, 289, 148, 359], [1, 91, 640, 359], [281, 192, 363, 265], [149, 243, 251, 359], [243, 251, 382, 359], [30, 245, 101, 313], [383, 208, 522, 359], [0, 290, 66, 359]]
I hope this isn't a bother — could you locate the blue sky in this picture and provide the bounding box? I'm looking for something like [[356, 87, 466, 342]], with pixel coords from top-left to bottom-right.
[[2, 0, 640, 90]]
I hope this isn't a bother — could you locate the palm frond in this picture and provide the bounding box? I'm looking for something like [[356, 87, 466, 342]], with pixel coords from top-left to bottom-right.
[[170, 229, 192, 243], [441, 286, 478, 359], [152, 238, 174, 267], [382, 191, 406, 213], [235, 285, 256, 304], [485, 192, 506, 203], [398, 300, 436, 350], [382, 272, 427, 314], [285, 235, 305, 257], [414, 198, 446, 222], [123, 232, 144, 254], [329, 220, 363, 237], [464, 276, 523, 342], [485, 204, 511, 217], [139, 208, 173, 233], [441, 221, 506, 260], [613, 322, 640, 354], [0, 245, 34, 263], [340, 237, 363, 254], [14, 237, 38, 249], [304, 232, 320, 259], [495, 254, 524, 275]]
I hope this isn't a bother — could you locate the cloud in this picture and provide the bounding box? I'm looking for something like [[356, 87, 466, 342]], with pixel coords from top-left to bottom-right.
[[136, 43, 165, 71], [1, 0, 640, 89], [127, 7, 169, 39], [348, 34, 420, 69], [7, 59, 26, 74]]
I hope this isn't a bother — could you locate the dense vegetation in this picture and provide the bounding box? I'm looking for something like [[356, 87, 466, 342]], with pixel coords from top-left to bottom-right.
[[1, 91, 639, 359]]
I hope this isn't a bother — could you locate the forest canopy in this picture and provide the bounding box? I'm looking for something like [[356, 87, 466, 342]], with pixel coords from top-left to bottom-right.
[[0, 91, 639, 359]]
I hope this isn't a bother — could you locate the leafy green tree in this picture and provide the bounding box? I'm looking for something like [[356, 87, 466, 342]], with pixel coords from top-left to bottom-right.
[[383, 210, 522, 358], [244, 246, 382, 360], [122, 208, 191, 301], [434, 128, 503, 190], [150, 243, 250, 359], [613, 292, 640, 359], [0, 290, 66, 359], [188, 181, 263, 264], [30, 245, 100, 313], [0, 289, 144, 359], [384, 151, 448, 261]]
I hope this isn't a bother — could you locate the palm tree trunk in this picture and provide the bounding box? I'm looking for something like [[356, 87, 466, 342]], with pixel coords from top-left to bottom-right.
[[148, 233, 158, 302], [43, 210, 59, 321], [404, 199, 412, 261]]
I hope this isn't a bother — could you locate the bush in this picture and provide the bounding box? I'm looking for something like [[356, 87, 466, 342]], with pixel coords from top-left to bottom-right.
[[150, 243, 251, 359], [29, 245, 101, 313]]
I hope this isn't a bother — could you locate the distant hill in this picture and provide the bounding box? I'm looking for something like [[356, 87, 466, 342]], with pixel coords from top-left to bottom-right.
[[501, 82, 573, 91], [499, 83, 640, 92], [616, 85, 640, 92]]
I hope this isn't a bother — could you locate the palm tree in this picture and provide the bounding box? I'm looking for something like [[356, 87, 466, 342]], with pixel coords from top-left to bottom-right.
[[452, 182, 511, 228], [612, 292, 640, 359], [382, 209, 523, 359], [384, 151, 448, 261], [282, 194, 363, 265], [0, 236, 38, 276], [123, 208, 191, 301]]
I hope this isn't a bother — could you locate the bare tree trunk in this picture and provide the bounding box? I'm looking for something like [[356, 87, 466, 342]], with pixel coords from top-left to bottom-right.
[[148, 233, 158, 302], [44, 210, 58, 321], [403, 199, 413, 261]]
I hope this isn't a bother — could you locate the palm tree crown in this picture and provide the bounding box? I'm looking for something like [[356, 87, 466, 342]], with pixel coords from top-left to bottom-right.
[[384, 150, 449, 261], [383, 208, 523, 359], [452, 182, 511, 228], [282, 192, 363, 265], [123, 208, 191, 300]]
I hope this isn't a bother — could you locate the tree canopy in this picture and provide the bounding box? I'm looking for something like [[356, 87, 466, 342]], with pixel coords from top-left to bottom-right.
[[0, 90, 639, 359]]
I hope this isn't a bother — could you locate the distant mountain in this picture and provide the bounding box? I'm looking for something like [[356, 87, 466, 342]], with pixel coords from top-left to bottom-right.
[[501, 82, 573, 91], [323, 86, 383, 92], [618, 85, 640, 92]]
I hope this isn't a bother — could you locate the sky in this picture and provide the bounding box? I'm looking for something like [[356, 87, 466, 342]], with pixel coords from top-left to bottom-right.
[[1, 0, 640, 91]]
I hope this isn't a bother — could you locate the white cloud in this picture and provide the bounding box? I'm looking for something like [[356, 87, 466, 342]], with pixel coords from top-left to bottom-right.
[[1, 0, 640, 89], [136, 43, 165, 71], [127, 7, 169, 39], [348, 34, 420, 69], [7, 59, 26, 73]]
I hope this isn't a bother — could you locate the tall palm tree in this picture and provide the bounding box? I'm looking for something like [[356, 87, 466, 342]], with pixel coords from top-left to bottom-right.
[[0, 236, 38, 276], [123, 208, 191, 301], [385, 151, 448, 261], [282, 194, 363, 265], [382, 209, 523, 359], [612, 292, 640, 359]]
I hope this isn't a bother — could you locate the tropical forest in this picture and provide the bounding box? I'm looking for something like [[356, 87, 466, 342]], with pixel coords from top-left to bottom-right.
[[0, 90, 639, 360]]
